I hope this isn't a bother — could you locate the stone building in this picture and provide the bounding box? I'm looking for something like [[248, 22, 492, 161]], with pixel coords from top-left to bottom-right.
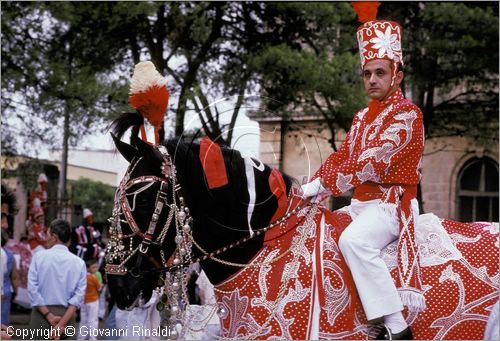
[[1, 148, 126, 239], [253, 116, 499, 222]]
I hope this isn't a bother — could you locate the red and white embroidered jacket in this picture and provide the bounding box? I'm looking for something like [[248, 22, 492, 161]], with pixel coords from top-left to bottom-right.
[[312, 89, 424, 196]]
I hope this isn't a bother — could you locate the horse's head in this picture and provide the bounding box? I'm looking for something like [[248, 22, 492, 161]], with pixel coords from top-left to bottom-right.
[[105, 125, 186, 310]]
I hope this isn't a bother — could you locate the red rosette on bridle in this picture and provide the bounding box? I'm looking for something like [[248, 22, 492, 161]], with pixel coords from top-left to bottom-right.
[[128, 61, 170, 145]]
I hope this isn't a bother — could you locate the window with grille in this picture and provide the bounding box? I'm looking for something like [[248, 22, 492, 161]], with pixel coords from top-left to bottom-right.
[[457, 157, 499, 222]]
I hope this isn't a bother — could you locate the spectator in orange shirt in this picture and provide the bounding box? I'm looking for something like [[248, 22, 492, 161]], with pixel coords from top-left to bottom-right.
[[77, 260, 102, 340]]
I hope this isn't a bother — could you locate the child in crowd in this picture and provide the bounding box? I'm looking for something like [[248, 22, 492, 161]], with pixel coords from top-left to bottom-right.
[[77, 259, 102, 340]]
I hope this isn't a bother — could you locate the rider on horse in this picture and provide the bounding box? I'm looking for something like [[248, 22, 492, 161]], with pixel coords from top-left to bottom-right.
[[301, 3, 424, 339]]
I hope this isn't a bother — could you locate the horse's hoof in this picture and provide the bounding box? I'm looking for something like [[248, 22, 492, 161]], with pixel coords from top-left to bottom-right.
[[375, 325, 413, 340]]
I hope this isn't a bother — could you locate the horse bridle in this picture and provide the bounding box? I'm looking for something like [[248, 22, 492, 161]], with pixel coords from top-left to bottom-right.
[[105, 145, 193, 277]]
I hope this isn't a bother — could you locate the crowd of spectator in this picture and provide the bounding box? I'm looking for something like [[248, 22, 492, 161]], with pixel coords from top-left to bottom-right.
[[1, 175, 110, 340]]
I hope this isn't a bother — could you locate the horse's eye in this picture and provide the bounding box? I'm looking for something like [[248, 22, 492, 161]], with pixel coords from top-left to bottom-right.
[[137, 197, 150, 207]]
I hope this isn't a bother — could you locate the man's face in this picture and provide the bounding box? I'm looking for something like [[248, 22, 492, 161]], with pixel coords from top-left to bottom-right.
[[45, 228, 56, 248], [362, 59, 399, 101]]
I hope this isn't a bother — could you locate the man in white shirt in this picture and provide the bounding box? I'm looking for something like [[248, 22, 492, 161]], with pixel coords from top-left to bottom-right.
[[28, 219, 87, 340], [1, 247, 6, 296]]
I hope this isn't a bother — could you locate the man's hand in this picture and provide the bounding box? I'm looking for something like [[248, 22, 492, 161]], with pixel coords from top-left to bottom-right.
[[46, 313, 61, 327], [1, 324, 11, 340], [50, 304, 77, 340], [301, 178, 331, 202], [310, 191, 331, 204], [50, 323, 66, 340]]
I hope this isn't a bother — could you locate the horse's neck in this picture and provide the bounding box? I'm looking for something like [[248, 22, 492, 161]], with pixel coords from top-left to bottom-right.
[[166, 141, 293, 285]]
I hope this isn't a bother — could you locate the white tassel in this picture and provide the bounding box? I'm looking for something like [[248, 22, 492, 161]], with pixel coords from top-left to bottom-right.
[[399, 289, 427, 312]]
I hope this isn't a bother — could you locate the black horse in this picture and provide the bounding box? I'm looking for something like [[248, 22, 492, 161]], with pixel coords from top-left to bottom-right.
[[106, 111, 298, 310]]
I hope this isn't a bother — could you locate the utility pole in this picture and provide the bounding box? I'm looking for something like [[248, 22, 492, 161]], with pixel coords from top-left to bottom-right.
[[58, 101, 70, 207], [58, 41, 73, 218]]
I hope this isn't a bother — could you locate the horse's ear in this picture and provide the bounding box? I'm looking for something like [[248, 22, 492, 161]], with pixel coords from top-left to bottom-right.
[[111, 133, 137, 163], [130, 133, 165, 167], [130, 133, 155, 154]]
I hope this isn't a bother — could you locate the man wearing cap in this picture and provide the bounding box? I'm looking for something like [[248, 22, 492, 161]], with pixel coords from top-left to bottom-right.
[[31, 173, 49, 211], [82, 209, 103, 261], [72, 209, 99, 260], [301, 3, 424, 339]]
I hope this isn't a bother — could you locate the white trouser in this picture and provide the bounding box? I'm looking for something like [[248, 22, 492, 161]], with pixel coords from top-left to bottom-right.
[[338, 198, 419, 320], [77, 300, 99, 340]]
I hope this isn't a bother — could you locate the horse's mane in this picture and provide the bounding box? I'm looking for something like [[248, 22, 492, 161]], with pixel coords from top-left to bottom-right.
[[110, 111, 144, 142]]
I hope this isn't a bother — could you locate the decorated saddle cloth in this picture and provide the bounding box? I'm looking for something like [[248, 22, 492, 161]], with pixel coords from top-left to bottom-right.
[[214, 199, 499, 340]]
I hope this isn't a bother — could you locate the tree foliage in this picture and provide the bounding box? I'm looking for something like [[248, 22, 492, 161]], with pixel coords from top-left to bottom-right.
[[68, 178, 115, 225], [1, 2, 130, 155], [379, 2, 499, 145], [2, 2, 268, 147], [250, 2, 499, 147], [2, 2, 497, 155], [248, 3, 365, 148]]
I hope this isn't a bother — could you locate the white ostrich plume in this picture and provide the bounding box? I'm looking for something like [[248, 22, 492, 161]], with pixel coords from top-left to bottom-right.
[[129, 61, 167, 95]]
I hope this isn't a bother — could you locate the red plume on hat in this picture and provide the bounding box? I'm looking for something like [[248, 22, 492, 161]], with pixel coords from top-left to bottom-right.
[[129, 61, 170, 145], [352, 1, 380, 23]]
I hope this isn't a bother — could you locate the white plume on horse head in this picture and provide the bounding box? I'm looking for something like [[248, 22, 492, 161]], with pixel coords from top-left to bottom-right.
[[128, 61, 170, 145], [129, 61, 167, 95]]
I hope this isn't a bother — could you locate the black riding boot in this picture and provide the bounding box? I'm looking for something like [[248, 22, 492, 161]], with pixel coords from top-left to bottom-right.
[[375, 325, 413, 340]]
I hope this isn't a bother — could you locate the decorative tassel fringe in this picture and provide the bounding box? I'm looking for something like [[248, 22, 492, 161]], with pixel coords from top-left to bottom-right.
[[377, 203, 399, 225], [140, 125, 148, 142], [399, 289, 427, 312]]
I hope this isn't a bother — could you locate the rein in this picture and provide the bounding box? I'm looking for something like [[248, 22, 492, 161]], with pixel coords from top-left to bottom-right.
[[142, 198, 314, 275]]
